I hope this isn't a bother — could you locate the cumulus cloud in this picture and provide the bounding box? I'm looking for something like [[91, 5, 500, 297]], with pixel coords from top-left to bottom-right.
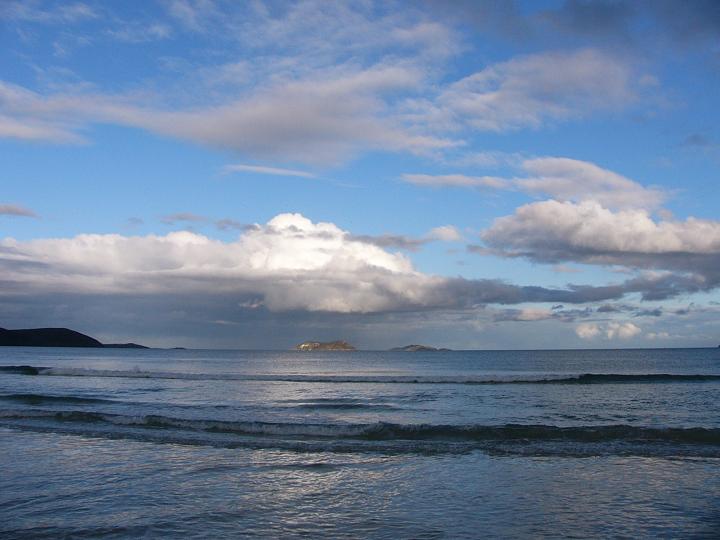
[[0, 212, 667, 318], [576, 321, 641, 340], [575, 322, 601, 339], [482, 200, 720, 288], [427, 225, 461, 242], [484, 199, 720, 257]]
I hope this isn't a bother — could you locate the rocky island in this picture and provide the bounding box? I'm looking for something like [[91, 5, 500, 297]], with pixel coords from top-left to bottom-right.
[[0, 327, 149, 348], [295, 340, 356, 351], [390, 344, 451, 352]]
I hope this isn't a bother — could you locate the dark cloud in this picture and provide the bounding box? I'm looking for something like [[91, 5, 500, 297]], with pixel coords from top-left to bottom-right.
[[348, 234, 428, 252], [682, 133, 714, 147], [428, 0, 720, 52], [634, 307, 663, 317], [215, 218, 252, 231], [161, 212, 208, 225]]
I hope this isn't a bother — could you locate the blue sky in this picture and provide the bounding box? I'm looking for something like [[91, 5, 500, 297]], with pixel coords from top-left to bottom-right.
[[1, 0, 719, 349]]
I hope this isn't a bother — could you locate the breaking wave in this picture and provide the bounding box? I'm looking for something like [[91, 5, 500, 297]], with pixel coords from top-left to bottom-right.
[[2, 365, 720, 385], [1, 408, 719, 457]]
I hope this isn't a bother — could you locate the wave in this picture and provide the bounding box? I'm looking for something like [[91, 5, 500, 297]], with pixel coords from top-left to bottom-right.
[[0, 409, 720, 457], [2, 365, 720, 385], [0, 393, 111, 405]]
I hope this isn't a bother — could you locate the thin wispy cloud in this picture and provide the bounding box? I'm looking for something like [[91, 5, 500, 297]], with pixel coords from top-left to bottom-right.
[[222, 164, 316, 178], [404, 157, 665, 209], [0, 204, 37, 218], [161, 212, 208, 225]]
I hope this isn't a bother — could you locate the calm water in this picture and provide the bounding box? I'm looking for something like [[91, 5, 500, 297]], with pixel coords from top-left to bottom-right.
[[1, 347, 719, 538]]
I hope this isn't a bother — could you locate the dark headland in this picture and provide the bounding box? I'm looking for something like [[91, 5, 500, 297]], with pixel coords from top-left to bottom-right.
[[0, 328, 149, 349], [295, 340, 356, 351], [390, 344, 452, 352]]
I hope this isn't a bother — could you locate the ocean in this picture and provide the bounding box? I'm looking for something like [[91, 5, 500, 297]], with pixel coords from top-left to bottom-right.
[[1, 347, 719, 538]]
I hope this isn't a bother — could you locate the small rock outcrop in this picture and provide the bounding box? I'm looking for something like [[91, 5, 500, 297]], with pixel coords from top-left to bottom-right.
[[390, 344, 451, 352], [295, 340, 356, 351]]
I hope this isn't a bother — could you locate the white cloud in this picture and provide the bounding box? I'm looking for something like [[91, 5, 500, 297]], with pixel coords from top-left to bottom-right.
[[575, 322, 601, 339], [576, 321, 641, 340], [481, 199, 720, 299], [0, 66, 456, 164], [0, 213, 421, 313], [517, 157, 665, 209], [0, 113, 84, 143], [404, 157, 664, 210], [1, 213, 660, 315], [222, 164, 316, 178], [437, 49, 641, 132], [515, 308, 553, 321], [605, 321, 641, 339], [483, 200, 720, 259], [427, 225, 461, 242]]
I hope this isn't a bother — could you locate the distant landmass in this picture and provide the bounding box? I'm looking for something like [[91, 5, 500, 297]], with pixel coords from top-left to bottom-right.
[[103, 343, 150, 349], [295, 340, 356, 351], [0, 327, 149, 349], [390, 344, 452, 352]]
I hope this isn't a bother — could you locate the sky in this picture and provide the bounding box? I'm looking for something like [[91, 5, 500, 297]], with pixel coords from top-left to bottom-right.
[[1, 0, 719, 349]]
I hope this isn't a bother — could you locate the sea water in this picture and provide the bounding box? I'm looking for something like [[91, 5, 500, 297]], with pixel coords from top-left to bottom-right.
[[1, 347, 719, 538]]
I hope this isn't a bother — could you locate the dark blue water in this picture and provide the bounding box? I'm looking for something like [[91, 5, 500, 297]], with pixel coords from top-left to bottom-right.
[[1, 347, 719, 538]]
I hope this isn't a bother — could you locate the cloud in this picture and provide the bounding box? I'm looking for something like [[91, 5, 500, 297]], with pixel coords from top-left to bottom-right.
[[215, 218, 249, 231], [0, 212, 671, 320], [575, 322, 601, 339], [222, 164, 316, 178], [346, 234, 428, 252], [402, 173, 507, 188], [427, 225, 461, 242], [483, 199, 720, 260], [481, 199, 720, 297], [435, 49, 642, 132], [494, 307, 554, 322], [431, 1, 720, 53], [350, 225, 461, 251], [106, 23, 172, 43], [0, 65, 455, 164], [166, 0, 215, 32], [0, 204, 36, 218], [405, 157, 664, 210], [0, 113, 85, 143], [516, 157, 665, 209], [1, 1, 98, 24], [576, 321, 641, 340], [161, 212, 208, 225]]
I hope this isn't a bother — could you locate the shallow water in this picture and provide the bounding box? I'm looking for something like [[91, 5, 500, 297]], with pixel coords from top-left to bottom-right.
[[1, 347, 719, 538]]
